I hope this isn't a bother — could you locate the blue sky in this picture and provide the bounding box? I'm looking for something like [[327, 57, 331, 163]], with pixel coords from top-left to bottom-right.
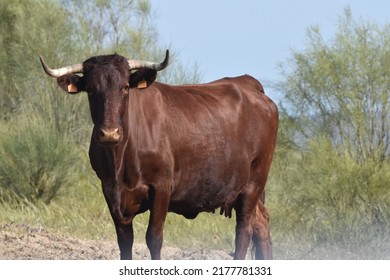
[[150, 0, 389, 101]]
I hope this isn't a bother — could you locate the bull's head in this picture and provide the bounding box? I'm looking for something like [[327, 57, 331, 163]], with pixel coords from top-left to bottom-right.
[[40, 51, 169, 145]]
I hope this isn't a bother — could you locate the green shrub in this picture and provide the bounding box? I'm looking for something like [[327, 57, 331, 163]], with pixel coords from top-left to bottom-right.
[[0, 117, 81, 205], [269, 136, 390, 257]]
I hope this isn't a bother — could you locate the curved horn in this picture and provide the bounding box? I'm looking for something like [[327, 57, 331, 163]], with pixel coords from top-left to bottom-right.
[[39, 56, 83, 78], [127, 49, 169, 71]]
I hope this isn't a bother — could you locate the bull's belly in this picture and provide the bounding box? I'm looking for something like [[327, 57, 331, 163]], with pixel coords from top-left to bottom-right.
[[168, 175, 245, 219], [169, 194, 224, 214], [167, 145, 253, 218]]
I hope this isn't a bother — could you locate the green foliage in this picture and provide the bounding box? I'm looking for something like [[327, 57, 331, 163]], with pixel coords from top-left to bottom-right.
[[278, 8, 390, 163], [0, 0, 82, 116], [0, 116, 81, 205], [271, 137, 390, 239]]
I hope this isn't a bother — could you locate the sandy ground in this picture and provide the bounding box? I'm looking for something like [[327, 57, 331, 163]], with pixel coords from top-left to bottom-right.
[[0, 223, 232, 260], [2, 223, 389, 260]]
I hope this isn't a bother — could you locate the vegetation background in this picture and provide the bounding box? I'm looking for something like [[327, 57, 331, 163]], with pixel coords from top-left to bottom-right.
[[0, 0, 389, 259]]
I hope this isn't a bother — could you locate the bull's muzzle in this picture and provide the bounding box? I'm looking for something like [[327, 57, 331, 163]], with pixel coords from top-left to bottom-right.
[[99, 127, 121, 144]]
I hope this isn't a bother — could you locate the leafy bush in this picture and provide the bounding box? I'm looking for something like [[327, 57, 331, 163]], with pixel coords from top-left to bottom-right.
[[0, 117, 81, 205], [269, 136, 390, 256], [278, 8, 390, 163]]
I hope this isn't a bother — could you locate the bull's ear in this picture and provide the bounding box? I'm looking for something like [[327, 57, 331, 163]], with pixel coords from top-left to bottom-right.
[[56, 74, 85, 94], [129, 69, 157, 89]]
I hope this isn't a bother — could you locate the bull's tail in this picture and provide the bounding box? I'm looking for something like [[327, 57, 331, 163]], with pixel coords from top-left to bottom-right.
[[251, 192, 273, 259]]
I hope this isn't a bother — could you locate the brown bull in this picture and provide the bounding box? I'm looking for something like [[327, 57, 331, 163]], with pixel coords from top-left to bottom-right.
[[40, 50, 278, 260]]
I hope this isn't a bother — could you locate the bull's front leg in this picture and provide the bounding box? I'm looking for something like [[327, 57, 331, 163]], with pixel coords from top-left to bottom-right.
[[145, 188, 170, 260], [102, 182, 135, 260], [114, 222, 134, 260]]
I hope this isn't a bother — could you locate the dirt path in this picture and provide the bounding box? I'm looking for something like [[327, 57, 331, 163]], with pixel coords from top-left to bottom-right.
[[0, 223, 232, 260]]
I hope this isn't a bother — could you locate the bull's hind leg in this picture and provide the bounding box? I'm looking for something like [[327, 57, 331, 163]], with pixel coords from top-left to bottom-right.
[[248, 148, 275, 260], [234, 189, 257, 260], [236, 152, 274, 260], [252, 194, 272, 259]]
